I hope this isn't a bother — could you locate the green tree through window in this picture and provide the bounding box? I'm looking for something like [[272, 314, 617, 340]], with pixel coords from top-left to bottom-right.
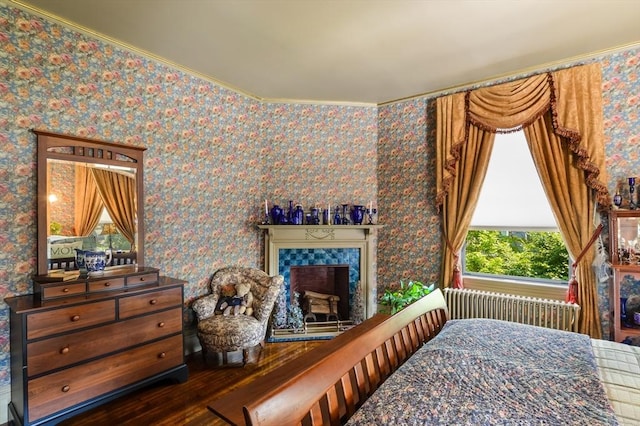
[[465, 230, 569, 281]]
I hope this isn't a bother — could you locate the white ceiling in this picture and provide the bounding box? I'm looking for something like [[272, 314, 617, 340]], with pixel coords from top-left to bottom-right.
[[11, 0, 640, 105]]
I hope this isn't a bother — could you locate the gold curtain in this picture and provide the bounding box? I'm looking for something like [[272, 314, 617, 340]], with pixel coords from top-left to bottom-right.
[[73, 164, 103, 237], [91, 168, 137, 251], [436, 95, 495, 288], [436, 63, 609, 338]]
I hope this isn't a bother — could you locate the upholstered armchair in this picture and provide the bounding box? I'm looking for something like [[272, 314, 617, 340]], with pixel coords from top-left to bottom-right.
[[192, 266, 283, 366]]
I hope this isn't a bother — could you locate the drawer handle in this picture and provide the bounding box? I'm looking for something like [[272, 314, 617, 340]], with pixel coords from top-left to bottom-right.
[[158, 352, 166, 359], [149, 299, 158, 305], [62, 288, 70, 293], [140, 277, 145, 281], [60, 346, 70, 355], [104, 281, 111, 287], [71, 315, 80, 322], [61, 385, 70, 393], [158, 321, 165, 328]]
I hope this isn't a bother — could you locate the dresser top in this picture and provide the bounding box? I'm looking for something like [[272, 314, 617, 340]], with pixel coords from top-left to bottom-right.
[[32, 266, 159, 284], [5, 275, 186, 313]]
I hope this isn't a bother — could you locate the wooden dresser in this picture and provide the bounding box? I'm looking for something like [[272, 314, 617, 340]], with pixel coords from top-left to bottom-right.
[[5, 266, 189, 426]]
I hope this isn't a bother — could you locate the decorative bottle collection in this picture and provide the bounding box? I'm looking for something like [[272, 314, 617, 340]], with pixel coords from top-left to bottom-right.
[[262, 200, 377, 225]]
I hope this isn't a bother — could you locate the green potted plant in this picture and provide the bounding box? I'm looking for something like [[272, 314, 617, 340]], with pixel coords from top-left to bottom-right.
[[49, 221, 62, 235], [378, 280, 436, 314]]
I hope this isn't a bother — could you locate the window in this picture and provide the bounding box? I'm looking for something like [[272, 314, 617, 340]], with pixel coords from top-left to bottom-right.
[[462, 131, 570, 283]]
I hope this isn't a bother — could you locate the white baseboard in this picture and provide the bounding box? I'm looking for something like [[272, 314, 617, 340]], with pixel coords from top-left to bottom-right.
[[0, 383, 9, 425]]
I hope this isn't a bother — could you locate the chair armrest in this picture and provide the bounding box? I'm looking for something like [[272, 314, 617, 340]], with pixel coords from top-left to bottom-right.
[[192, 294, 219, 321]]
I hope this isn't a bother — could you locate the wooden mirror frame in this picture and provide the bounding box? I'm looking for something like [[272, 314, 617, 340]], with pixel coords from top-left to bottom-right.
[[35, 130, 146, 276]]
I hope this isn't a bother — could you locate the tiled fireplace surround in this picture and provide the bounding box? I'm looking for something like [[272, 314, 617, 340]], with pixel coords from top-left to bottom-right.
[[259, 225, 381, 321]]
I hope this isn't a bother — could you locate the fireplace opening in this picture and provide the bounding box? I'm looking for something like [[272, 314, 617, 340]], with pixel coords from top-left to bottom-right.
[[290, 265, 350, 321]]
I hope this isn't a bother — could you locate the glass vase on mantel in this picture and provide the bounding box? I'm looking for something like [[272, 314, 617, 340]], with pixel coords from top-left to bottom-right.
[[270, 205, 283, 225], [350, 205, 365, 225], [292, 205, 304, 225]]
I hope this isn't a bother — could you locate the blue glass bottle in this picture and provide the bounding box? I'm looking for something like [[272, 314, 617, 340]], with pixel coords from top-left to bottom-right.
[[333, 208, 341, 225], [287, 200, 294, 224], [293, 205, 304, 225], [311, 207, 320, 225]]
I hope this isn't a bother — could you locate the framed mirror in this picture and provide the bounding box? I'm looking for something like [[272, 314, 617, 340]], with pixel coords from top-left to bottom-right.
[[35, 130, 146, 276]]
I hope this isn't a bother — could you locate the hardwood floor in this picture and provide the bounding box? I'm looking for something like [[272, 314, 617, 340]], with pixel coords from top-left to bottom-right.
[[59, 340, 326, 426]]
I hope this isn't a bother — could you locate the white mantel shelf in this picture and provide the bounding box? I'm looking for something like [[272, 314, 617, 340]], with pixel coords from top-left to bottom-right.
[[257, 224, 383, 319], [257, 224, 383, 229], [257, 224, 383, 239]]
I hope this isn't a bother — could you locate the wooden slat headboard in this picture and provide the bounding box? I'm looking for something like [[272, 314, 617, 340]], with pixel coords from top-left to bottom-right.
[[208, 289, 449, 425]]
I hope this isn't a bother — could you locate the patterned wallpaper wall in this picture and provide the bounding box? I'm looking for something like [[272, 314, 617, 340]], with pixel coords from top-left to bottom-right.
[[377, 98, 440, 285], [1, 3, 639, 389]]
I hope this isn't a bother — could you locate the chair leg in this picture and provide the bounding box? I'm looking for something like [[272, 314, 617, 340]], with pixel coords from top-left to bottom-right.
[[255, 341, 265, 363], [242, 349, 249, 366]]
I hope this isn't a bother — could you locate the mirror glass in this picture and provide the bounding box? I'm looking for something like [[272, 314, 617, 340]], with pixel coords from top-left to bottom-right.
[[47, 160, 138, 269], [36, 131, 145, 275]]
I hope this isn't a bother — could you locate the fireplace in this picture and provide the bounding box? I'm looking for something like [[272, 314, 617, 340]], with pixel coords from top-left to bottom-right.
[[259, 225, 381, 322], [290, 265, 350, 320]]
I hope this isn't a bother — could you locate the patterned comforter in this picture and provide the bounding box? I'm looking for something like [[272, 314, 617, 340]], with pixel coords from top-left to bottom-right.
[[347, 319, 618, 425]]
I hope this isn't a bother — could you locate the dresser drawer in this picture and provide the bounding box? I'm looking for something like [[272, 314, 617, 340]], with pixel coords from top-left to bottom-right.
[[88, 277, 125, 293], [27, 300, 116, 340], [27, 334, 184, 422], [27, 307, 183, 377], [126, 271, 159, 287], [119, 286, 182, 319], [41, 282, 86, 299]]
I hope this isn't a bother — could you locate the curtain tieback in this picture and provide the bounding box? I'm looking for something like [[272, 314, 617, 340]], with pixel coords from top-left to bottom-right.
[[442, 231, 464, 289], [566, 223, 603, 304]]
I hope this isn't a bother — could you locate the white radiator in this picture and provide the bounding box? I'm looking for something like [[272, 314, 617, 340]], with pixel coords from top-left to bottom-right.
[[443, 288, 581, 333]]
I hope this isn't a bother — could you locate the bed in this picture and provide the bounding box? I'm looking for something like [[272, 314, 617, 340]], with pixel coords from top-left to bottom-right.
[[208, 289, 640, 425]]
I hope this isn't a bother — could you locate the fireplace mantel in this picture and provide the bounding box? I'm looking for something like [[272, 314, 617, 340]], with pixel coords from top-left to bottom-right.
[[258, 225, 383, 319]]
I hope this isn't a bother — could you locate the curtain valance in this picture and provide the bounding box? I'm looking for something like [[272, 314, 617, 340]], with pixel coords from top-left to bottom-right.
[[436, 64, 609, 209]]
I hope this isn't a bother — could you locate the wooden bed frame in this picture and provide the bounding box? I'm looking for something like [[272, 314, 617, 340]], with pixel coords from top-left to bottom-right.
[[208, 288, 449, 425]]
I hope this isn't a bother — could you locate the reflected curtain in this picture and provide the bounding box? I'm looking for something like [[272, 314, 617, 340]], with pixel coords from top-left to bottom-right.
[[74, 164, 103, 237], [91, 168, 137, 251], [436, 64, 609, 338]]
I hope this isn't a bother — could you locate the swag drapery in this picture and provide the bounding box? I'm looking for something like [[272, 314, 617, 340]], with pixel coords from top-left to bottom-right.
[[436, 64, 610, 338]]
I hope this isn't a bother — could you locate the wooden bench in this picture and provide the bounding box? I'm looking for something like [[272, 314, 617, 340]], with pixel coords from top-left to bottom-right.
[[208, 289, 448, 425]]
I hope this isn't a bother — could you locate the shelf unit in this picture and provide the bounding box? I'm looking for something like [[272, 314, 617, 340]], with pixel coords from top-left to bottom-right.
[[609, 209, 640, 342]]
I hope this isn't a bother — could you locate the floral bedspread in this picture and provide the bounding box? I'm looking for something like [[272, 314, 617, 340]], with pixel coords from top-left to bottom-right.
[[347, 319, 618, 425]]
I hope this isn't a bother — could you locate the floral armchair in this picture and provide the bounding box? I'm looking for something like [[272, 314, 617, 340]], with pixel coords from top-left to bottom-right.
[[191, 266, 283, 366]]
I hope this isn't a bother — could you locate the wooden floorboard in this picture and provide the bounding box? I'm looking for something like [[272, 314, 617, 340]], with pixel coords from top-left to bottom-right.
[[59, 340, 326, 426]]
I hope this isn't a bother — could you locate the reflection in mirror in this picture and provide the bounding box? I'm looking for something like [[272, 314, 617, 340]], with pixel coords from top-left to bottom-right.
[[35, 130, 146, 275], [47, 161, 138, 271]]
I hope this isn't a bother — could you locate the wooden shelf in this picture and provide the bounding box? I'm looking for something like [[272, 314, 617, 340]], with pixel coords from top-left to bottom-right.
[[609, 210, 640, 342]]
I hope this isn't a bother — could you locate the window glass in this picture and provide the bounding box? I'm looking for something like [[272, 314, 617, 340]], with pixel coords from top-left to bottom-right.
[[464, 131, 569, 283], [471, 131, 556, 230]]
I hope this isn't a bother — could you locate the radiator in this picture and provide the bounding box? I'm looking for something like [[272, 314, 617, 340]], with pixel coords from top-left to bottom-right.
[[443, 288, 580, 333]]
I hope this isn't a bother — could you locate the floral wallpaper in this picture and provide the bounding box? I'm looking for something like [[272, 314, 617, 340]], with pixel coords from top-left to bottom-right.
[[377, 98, 440, 286], [0, 2, 639, 391]]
